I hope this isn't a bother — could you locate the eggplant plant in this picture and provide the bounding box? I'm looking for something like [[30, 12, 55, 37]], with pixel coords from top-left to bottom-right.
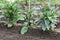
[[38, 5, 58, 31], [21, 8, 37, 34], [0, 0, 21, 28]]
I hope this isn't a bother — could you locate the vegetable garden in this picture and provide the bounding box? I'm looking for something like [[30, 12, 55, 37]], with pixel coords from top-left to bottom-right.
[[0, 0, 60, 40]]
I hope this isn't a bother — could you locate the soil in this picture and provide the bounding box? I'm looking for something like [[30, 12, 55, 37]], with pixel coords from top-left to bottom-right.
[[0, 23, 60, 40]]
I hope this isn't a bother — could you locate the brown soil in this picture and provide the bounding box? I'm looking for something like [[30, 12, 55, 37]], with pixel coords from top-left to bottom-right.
[[0, 23, 60, 40]]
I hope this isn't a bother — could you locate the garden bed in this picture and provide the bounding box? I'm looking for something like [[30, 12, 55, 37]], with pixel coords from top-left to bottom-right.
[[0, 0, 60, 40], [0, 23, 60, 40]]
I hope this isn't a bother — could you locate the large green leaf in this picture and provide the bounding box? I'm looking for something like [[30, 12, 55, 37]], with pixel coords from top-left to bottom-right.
[[0, 15, 4, 19], [45, 20, 50, 30], [41, 22, 46, 31], [21, 26, 28, 35], [51, 23, 56, 30]]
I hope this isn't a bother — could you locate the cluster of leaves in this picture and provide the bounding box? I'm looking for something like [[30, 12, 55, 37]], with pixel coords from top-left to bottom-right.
[[21, 9, 36, 34], [0, 0, 21, 27], [39, 5, 58, 31]]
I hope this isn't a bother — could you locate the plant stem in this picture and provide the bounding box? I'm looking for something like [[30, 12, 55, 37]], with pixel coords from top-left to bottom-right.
[[29, 0, 30, 11]]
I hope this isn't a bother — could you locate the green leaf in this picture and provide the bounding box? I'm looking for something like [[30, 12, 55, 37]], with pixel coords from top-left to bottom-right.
[[0, 15, 4, 18], [45, 20, 50, 30], [51, 23, 56, 30], [42, 6, 51, 11], [27, 11, 31, 16], [8, 24, 12, 28], [18, 14, 25, 20], [21, 26, 28, 35], [40, 13, 44, 19], [41, 22, 46, 31]]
